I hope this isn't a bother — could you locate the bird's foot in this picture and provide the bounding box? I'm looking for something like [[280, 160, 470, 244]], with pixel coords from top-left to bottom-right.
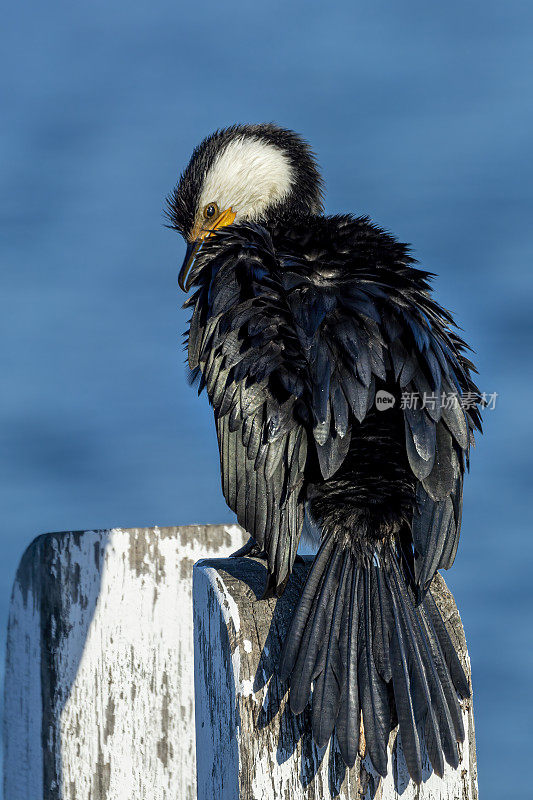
[[230, 537, 267, 560]]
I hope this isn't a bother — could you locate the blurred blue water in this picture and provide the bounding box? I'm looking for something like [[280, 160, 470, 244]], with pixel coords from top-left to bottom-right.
[[1, 1, 532, 796]]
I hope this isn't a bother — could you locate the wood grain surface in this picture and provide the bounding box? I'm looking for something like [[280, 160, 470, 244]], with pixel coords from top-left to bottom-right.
[[193, 556, 478, 800]]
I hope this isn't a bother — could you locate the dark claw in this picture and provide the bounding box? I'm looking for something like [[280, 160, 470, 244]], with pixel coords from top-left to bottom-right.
[[262, 572, 290, 600], [230, 537, 267, 560]]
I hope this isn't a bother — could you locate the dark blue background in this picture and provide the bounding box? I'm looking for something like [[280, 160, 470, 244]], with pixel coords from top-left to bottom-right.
[[2, 2, 532, 796]]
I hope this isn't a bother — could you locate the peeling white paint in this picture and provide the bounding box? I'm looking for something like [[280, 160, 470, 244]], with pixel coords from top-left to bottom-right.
[[210, 569, 242, 633], [4, 555, 43, 800], [3, 525, 247, 800], [239, 679, 257, 699], [193, 564, 240, 800]]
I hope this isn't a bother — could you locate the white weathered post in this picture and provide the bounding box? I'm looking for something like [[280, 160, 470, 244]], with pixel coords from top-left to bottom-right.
[[3, 524, 247, 800], [193, 557, 478, 800]]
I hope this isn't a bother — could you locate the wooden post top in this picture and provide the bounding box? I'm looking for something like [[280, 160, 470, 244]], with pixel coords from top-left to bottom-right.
[[193, 557, 478, 800]]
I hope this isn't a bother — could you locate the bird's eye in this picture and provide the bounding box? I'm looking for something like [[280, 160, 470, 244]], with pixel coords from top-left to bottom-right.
[[203, 203, 219, 220]]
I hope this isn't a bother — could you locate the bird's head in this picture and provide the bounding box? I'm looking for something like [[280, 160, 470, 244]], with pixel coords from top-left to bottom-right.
[[167, 124, 324, 290]]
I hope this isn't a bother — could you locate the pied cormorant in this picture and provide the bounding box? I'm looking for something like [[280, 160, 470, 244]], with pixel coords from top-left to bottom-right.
[[167, 124, 482, 782]]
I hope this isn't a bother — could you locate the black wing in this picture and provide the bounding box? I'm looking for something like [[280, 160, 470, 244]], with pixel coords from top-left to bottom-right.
[[185, 226, 310, 594], [381, 291, 481, 593]]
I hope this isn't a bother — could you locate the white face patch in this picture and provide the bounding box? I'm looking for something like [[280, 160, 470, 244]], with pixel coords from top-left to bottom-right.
[[197, 136, 294, 223]]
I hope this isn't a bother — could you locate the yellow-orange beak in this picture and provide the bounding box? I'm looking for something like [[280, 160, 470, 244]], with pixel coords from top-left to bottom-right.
[[178, 207, 236, 291]]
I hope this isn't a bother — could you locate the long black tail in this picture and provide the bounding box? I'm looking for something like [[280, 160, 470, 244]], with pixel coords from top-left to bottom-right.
[[279, 532, 469, 782]]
